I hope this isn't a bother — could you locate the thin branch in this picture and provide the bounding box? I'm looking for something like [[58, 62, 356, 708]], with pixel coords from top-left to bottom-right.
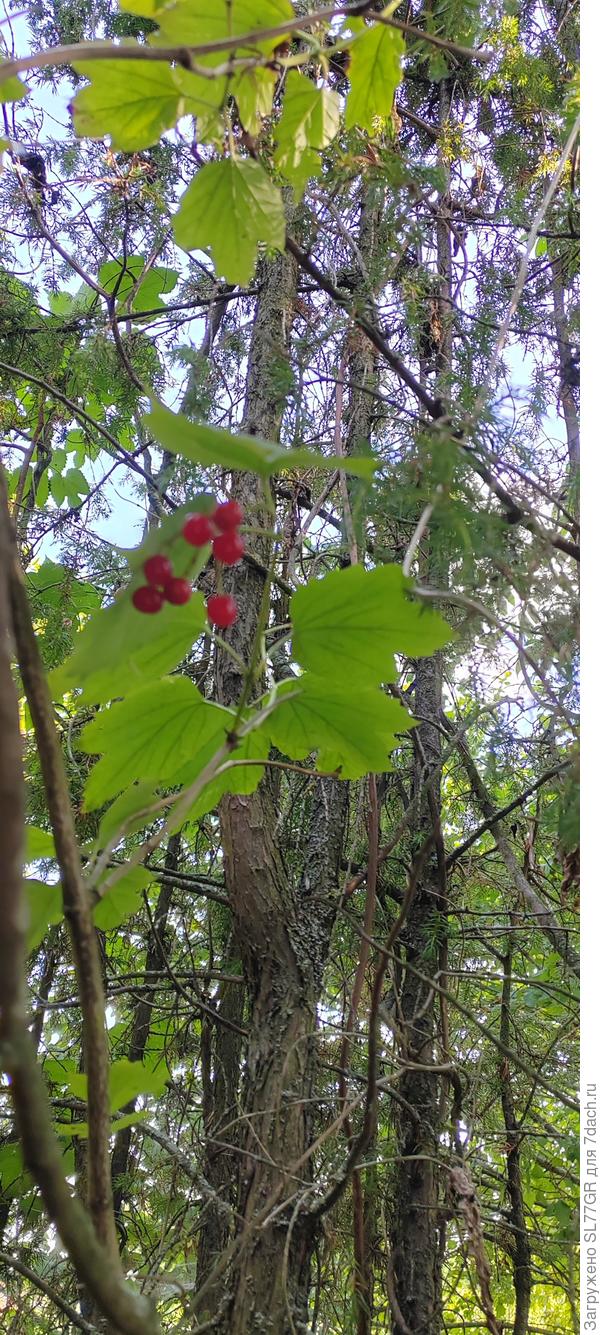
[[348, 922, 578, 1112], [0, 1250, 100, 1334], [0, 4, 491, 82], [472, 119, 580, 419], [0, 358, 168, 502], [366, 10, 493, 63], [446, 760, 571, 868], [402, 499, 435, 576], [284, 239, 580, 563], [3, 493, 119, 1258], [444, 717, 579, 978]]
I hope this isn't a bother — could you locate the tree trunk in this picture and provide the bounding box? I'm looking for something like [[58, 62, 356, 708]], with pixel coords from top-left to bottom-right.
[[499, 937, 532, 1335], [195, 953, 245, 1298], [388, 653, 445, 1335], [388, 76, 453, 1335], [111, 836, 178, 1228], [193, 240, 349, 1332]]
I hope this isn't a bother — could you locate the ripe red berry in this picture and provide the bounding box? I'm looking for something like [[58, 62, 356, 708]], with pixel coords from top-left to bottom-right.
[[212, 531, 245, 566], [143, 553, 173, 588], [163, 576, 193, 605], [132, 584, 164, 614], [207, 594, 238, 628], [214, 499, 244, 532], [182, 513, 216, 547]]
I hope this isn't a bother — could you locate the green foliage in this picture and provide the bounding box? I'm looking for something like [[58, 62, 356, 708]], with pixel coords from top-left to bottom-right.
[[50, 592, 206, 705], [0, 69, 27, 102], [94, 866, 154, 929], [274, 73, 340, 195], [291, 565, 453, 683], [123, 0, 294, 40], [269, 675, 414, 779], [173, 158, 286, 285], [345, 19, 405, 129], [0, 1142, 30, 1199], [95, 780, 161, 849], [62, 1057, 168, 1111], [0, 3, 579, 1328], [73, 59, 184, 150], [98, 255, 178, 310], [146, 401, 378, 477], [178, 724, 268, 821], [79, 678, 229, 806], [25, 826, 56, 860], [25, 879, 63, 952]]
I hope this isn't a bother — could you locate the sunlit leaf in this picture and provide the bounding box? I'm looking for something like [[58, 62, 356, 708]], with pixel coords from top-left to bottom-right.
[[73, 59, 183, 150], [79, 677, 228, 807], [291, 564, 453, 683], [346, 20, 405, 129], [268, 674, 415, 779], [173, 158, 285, 285], [146, 401, 378, 478]]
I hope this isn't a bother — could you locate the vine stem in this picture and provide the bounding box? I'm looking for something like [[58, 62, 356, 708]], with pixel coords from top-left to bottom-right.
[[1, 476, 119, 1261], [91, 688, 299, 896], [0, 469, 160, 1335]]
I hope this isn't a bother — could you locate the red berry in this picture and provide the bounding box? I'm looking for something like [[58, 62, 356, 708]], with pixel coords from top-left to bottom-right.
[[143, 553, 173, 588], [214, 500, 244, 532], [212, 531, 245, 566], [163, 576, 193, 605], [207, 594, 238, 628], [182, 513, 216, 547], [132, 585, 164, 614]]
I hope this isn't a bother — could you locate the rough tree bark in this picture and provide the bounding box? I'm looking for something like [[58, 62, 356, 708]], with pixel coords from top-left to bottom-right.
[[499, 937, 532, 1335], [388, 77, 453, 1335], [111, 835, 179, 1227], [192, 240, 349, 1332], [388, 653, 445, 1335]]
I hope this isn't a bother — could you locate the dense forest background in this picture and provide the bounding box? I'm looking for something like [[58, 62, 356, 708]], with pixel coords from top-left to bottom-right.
[[0, 2, 580, 1332]]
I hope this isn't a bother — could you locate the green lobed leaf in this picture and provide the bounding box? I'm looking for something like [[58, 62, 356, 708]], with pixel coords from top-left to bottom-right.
[[145, 400, 378, 478], [34, 471, 50, 509], [96, 780, 161, 850], [25, 879, 63, 953], [346, 20, 405, 130], [62, 1058, 168, 1113], [64, 467, 89, 499], [0, 1143, 31, 1199], [179, 724, 269, 824], [121, 495, 216, 576], [50, 591, 206, 706], [72, 59, 183, 150], [173, 158, 285, 285], [94, 866, 155, 931], [290, 565, 453, 683], [79, 677, 229, 808], [50, 473, 67, 507], [233, 66, 277, 134], [174, 64, 229, 122], [98, 256, 178, 311], [274, 72, 340, 194], [111, 1057, 169, 1111], [134, 0, 294, 44], [268, 675, 415, 779]]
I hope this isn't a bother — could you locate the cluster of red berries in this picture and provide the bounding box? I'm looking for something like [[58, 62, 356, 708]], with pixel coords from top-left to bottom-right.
[[132, 500, 244, 628]]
